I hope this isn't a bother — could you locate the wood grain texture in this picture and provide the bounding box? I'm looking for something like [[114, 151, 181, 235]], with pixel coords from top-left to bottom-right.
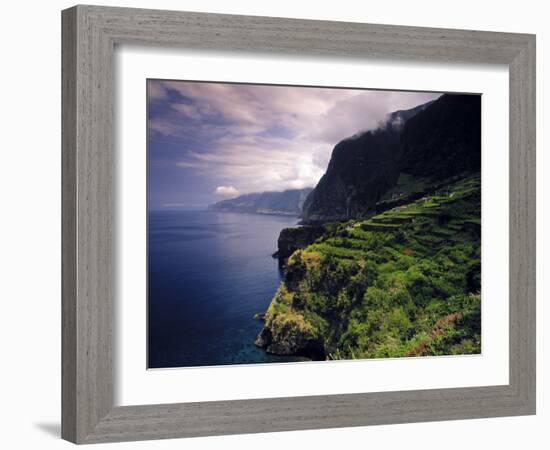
[[61, 7, 77, 443], [61, 4, 536, 444], [508, 36, 536, 407]]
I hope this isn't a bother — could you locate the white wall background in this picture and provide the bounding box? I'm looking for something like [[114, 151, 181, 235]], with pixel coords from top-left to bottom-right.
[[0, 0, 546, 448]]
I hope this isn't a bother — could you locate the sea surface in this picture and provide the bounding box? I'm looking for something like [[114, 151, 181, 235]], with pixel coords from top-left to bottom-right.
[[148, 210, 305, 368]]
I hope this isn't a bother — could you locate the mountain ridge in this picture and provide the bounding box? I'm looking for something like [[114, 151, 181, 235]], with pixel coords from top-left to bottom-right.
[[208, 187, 313, 216], [301, 94, 480, 224]]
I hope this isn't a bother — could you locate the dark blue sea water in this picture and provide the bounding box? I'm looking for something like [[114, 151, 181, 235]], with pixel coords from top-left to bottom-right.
[[148, 210, 305, 368]]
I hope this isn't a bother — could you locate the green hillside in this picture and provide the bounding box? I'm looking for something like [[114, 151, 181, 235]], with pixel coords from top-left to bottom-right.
[[256, 174, 481, 360]]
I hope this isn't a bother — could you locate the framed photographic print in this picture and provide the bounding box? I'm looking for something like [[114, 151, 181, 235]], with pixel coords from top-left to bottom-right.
[[62, 5, 536, 444]]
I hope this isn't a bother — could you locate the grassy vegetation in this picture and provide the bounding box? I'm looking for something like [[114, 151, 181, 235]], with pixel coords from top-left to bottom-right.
[[379, 172, 432, 201], [260, 173, 481, 359]]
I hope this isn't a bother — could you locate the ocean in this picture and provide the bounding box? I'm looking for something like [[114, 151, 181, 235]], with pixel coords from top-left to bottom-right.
[[147, 210, 305, 368]]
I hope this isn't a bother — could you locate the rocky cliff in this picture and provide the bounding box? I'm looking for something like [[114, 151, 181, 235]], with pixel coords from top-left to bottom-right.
[[275, 225, 326, 266], [301, 94, 480, 223], [400, 93, 481, 178], [208, 188, 313, 216], [256, 174, 482, 360], [256, 93, 482, 360]]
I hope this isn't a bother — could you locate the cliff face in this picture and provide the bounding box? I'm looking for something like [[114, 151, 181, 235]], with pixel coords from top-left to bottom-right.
[[301, 94, 480, 224], [275, 225, 326, 266], [208, 188, 313, 216], [301, 126, 401, 223], [400, 94, 481, 179]]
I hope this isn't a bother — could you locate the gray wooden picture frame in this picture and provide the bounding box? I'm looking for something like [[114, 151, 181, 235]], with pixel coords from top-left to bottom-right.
[[61, 4, 536, 444]]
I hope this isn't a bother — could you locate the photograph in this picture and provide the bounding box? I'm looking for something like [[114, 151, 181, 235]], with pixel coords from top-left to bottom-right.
[[147, 80, 482, 368], [2, 0, 543, 447]]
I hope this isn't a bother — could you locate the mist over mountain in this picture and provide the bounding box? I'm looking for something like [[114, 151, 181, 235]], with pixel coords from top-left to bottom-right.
[[301, 94, 480, 223], [301, 101, 433, 223], [208, 188, 313, 216]]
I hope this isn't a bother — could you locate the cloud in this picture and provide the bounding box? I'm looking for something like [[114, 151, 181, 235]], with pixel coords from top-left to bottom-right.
[[214, 186, 239, 198], [148, 81, 168, 100], [148, 80, 442, 195]]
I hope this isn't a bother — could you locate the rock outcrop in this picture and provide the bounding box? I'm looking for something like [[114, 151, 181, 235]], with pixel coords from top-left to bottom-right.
[[276, 225, 325, 266], [255, 322, 325, 360]]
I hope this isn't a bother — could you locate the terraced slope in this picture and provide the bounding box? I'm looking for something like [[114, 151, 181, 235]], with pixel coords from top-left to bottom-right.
[[255, 174, 481, 360]]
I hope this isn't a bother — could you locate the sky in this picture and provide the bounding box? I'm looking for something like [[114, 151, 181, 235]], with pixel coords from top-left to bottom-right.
[[147, 80, 441, 210]]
